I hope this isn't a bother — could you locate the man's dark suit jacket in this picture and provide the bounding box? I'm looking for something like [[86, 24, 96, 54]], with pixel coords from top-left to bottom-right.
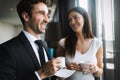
[[0, 32, 46, 80]]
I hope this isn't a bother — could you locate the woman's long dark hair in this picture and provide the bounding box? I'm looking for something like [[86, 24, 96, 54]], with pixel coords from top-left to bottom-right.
[[65, 7, 94, 57]]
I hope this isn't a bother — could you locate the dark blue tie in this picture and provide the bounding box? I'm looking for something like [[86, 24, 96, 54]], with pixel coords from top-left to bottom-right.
[[35, 40, 51, 80], [35, 40, 46, 65]]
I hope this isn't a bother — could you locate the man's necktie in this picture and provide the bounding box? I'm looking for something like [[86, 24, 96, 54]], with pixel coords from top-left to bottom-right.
[[35, 40, 46, 65], [35, 40, 51, 80]]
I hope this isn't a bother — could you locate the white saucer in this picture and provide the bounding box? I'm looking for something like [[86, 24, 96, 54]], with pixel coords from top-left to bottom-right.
[[55, 68, 76, 78]]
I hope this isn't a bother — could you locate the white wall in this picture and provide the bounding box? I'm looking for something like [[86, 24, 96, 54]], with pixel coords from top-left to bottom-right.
[[0, 22, 46, 44], [0, 22, 22, 44]]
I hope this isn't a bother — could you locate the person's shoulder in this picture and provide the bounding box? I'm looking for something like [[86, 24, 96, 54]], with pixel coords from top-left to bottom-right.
[[59, 37, 66, 42], [0, 35, 20, 48], [94, 37, 102, 41], [93, 37, 102, 45], [0, 32, 25, 47], [58, 37, 66, 47]]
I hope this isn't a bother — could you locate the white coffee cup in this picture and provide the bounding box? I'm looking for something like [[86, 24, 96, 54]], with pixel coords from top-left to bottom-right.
[[79, 61, 89, 73], [57, 57, 65, 68]]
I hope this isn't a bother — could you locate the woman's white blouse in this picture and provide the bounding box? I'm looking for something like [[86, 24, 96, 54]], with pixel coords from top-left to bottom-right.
[[58, 37, 102, 80]]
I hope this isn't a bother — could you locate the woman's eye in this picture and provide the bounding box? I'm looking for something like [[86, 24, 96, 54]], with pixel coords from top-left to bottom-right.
[[74, 16, 80, 20], [68, 16, 80, 22]]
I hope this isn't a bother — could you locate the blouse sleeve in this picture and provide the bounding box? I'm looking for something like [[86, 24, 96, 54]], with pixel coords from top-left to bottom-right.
[[94, 37, 103, 49], [58, 38, 65, 48]]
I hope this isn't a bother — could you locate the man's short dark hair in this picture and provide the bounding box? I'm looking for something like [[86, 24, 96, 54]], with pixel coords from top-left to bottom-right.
[[16, 0, 47, 25]]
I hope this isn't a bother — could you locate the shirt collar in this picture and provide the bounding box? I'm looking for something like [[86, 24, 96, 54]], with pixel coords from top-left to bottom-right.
[[23, 30, 42, 43]]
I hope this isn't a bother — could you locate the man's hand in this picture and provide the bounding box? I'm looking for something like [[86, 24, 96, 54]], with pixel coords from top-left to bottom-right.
[[37, 58, 61, 79]]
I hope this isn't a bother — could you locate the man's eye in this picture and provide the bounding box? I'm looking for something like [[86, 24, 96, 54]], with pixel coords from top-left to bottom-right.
[[39, 11, 44, 15]]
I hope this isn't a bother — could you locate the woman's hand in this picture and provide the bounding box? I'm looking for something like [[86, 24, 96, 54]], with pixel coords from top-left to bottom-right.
[[82, 64, 98, 74], [66, 62, 82, 71]]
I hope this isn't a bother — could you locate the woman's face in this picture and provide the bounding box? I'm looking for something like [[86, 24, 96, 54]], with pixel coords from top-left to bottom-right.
[[68, 11, 84, 33]]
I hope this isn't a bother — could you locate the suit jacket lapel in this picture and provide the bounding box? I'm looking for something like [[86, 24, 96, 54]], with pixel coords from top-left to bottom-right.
[[18, 32, 40, 69]]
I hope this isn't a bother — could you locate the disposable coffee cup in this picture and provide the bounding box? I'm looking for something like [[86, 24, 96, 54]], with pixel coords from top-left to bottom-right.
[[57, 57, 65, 68]]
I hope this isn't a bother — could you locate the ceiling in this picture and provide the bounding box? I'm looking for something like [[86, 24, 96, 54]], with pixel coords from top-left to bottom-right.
[[0, 0, 57, 25]]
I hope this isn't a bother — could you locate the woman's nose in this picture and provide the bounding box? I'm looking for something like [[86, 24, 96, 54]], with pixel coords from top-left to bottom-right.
[[70, 19, 76, 25]]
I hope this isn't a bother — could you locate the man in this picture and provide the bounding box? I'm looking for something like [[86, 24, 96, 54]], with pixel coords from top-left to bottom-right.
[[0, 0, 61, 80]]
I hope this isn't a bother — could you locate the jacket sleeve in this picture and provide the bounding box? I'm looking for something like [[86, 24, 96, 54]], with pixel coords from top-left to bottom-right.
[[0, 45, 16, 80]]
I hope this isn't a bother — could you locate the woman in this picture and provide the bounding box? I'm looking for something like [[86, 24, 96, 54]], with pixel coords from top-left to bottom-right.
[[57, 7, 103, 80]]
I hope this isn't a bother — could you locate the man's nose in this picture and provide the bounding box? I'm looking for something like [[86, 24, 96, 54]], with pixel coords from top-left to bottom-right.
[[44, 15, 49, 23]]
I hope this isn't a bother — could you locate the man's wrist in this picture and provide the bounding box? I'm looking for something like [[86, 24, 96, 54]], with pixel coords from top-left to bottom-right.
[[38, 69, 46, 79]]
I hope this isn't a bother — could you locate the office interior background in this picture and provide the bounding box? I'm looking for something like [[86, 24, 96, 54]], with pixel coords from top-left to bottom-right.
[[0, 0, 120, 80]]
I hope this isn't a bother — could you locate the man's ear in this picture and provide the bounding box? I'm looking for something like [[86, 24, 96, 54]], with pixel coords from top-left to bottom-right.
[[22, 12, 29, 21]]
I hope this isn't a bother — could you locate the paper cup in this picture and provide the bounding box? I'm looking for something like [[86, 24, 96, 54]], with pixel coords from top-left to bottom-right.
[[57, 57, 65, 68], [79, 61, 89, 73]]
